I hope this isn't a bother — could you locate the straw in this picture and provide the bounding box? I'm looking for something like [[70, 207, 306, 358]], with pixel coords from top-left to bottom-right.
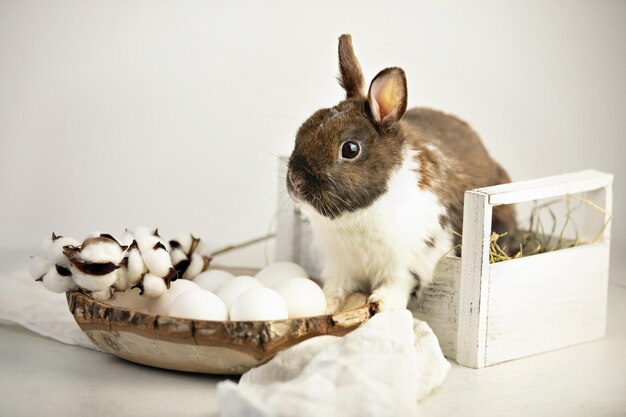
[[485, 193, 612, 263]]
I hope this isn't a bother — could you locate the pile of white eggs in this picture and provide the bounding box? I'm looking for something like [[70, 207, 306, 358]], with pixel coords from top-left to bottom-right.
[[141, 262, 326, 321]]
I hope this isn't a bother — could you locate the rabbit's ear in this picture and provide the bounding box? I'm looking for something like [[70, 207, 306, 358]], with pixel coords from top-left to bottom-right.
[[338, 34, 366, 99], [368, 67, 407, 127]]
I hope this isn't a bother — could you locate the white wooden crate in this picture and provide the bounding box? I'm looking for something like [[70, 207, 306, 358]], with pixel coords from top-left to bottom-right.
[[275, 166, 613, 368]]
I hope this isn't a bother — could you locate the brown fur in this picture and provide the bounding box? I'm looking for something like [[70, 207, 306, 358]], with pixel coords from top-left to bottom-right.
[[287, 34, 516, 243], [401, 108, 516, 247], [338, 34, 366, 98], [288, 99, 405, 218]]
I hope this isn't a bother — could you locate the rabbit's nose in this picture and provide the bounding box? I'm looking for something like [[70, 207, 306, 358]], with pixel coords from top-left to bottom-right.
[[288, 171, 305, 198]]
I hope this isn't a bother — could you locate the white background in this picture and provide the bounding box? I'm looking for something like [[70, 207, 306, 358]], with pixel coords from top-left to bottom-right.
[[1, 0, 624, 257]]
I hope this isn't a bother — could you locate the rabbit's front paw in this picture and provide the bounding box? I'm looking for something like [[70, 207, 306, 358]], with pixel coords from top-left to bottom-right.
[[325, 295, 344, 314], [368, 286, 411, 312]]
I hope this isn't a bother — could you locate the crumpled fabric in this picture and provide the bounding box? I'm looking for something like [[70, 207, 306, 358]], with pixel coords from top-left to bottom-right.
[[0, 269, 99, 350], [218, 310, 450, 417], [1, 269, 449, 416]]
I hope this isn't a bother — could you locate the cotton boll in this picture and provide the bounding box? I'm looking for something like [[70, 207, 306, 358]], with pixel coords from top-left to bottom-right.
[[71, 268, 118, 292], [42, 266, 77, 293], [113, 266, 131, 291], [64, 242, 122, 291], [148, 279, 199, 315], [108, 288, 150, 312], [169, 233, 198, 254], [79, 237, 126, 264], [141, 273, 168, 297], [126, 244, 147, 284], [135, 234, 166, 252], [29, 256, 51, 280], [84, 231, 105, 240], [128, 227, 160, 238], [193, 240, 210, 257], [36, 235, 55, 258], [216, 276, 263, 311], [275, 278, 326, 318], [120, 231, 136, 247], [134, 234, 172, 275], [141, 244, 174, 277], [193, 270, 234, 293], [168, 289, 228, 321], [229, 287, 288, 321], [183, 253, 206, 279], [47, 236, 80, 266], [91, 287, 113, 301], [255, 262, 308, 288], [169, 247, 188, 267]]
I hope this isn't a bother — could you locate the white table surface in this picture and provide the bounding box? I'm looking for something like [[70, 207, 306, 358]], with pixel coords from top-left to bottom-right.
[[1, 247, 625, 417]]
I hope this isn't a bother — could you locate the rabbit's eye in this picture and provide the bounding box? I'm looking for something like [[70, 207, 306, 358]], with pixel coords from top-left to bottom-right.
[[340, 141, 361, 160]]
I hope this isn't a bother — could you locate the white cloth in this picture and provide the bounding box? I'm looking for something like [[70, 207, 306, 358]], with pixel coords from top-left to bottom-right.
[[1, 269, 449, 415], [0, 269, 100, 350], [218, 310, 450, 417]]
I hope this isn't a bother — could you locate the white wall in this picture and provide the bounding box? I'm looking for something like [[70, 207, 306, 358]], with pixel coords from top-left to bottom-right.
[[1, 0, 624, 257]]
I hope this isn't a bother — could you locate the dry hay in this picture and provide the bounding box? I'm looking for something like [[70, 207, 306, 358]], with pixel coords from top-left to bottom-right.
[[488, 194, 612, 263]]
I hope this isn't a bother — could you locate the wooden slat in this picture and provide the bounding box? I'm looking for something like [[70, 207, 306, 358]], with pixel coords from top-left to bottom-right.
[[412, 256, 461, 359], [456, 191, 492, 368], [485, 243, 610, 365], [473, 170, 613, 206], [275, 156, 299, 263]]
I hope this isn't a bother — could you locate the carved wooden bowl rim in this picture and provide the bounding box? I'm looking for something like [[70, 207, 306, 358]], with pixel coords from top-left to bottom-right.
[[66, 290, 376, 361]]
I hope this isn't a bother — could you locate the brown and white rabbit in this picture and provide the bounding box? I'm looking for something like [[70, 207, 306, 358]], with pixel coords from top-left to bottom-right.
[[286, 34, 516, 312]]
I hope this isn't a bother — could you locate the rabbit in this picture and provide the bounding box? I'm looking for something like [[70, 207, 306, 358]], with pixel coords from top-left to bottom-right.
[[286, 34, 516, 313]]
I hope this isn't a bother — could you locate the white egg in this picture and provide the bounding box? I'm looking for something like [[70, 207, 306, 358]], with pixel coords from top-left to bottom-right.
[[275, 277, 326, 318], [168, 289, 228, 321], [216, 276, 263, 310], [254, 262, 308, 288], [230, 287, 289, 321], [193, 269, 235, 293], [109, 288, 150, 312], [148, 279, 199, 315]]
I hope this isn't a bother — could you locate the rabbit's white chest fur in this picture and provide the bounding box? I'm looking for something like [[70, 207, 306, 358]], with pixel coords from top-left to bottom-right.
[[300, 148, 453, 311]]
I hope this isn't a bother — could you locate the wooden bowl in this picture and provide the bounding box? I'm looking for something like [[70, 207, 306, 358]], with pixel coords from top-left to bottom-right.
[[66, 280, 374, 375]]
